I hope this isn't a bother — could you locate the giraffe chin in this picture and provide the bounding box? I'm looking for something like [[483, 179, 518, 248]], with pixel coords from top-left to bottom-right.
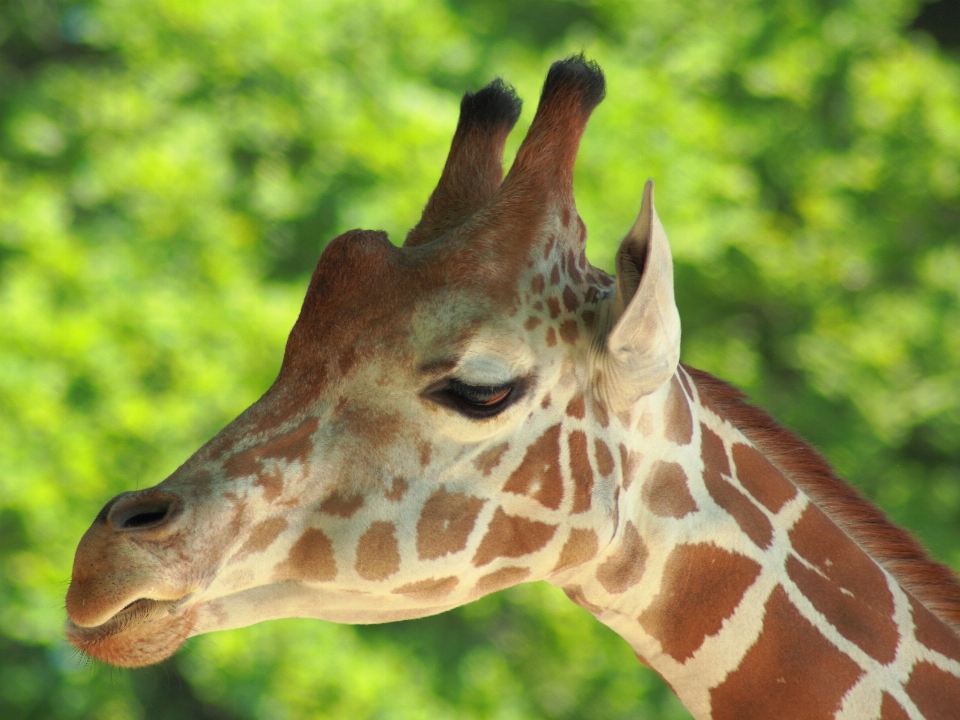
[[65, 598, 197, 668]]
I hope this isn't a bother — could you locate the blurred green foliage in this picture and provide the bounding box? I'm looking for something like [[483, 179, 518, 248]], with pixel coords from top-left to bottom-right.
[[1, 0, 959, 717]]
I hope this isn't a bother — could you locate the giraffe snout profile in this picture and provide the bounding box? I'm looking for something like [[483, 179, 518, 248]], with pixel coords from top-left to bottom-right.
[[65, 486, 200, 667]]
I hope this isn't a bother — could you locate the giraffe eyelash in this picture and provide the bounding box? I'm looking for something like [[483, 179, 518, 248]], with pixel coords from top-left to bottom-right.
[[425, 378, 525, 419]]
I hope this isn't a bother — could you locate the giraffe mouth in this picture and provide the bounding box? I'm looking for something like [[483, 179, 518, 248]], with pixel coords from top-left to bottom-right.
[[65, 596, 197, 667], [66, 597, 176, 637]]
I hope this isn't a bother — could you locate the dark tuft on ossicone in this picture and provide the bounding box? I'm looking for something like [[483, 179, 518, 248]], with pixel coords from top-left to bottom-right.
[[460, 78, 523, 130], [540, 54, 606, 113]]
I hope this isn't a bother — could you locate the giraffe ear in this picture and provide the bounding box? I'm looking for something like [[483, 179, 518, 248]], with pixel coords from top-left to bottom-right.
[[604, 180, 681, 409]]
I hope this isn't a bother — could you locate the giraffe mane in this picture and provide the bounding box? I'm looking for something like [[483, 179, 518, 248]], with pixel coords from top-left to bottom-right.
[[684, 364, 960, 634]]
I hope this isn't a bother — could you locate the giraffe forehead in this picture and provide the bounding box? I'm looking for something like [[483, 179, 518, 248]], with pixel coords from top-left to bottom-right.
[[282, 231, 520, 393]]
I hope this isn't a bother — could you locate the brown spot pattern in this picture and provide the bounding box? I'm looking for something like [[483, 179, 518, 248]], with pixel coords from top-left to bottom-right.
[[355, 521, 400, 581], [416, 487, 485, 560], [788, 504, 899, 663], [320, 492, 365, 518], [276, 527, 337, 582], [475, 566, 530, 595], [418, 441, 433, 467], [567, 250, 582, 283], [253, 468, 284, 502], [546, 327, 557, 346], [705, 468, 773, 549], [639, 543, 760, 662], [384, 477, 409, 502], [568, 430, 594, 514], [524, 316, 542, 330], [531, 274, 545, 294], [702, 424, 773, 548], [474, 443, 509, 476], [392, 576, 459, 601], [224, 416, 320, 481], [562, 286, 579, 311], [234, 517, 288, 560], [559, 320, 579, 345], [910, 595, 960, 663], [906, 661, 960, 720], [620, 445, 642, 490], [642, 461, 698, 518], [594, 400, 609, 428], [547, 297, 561, 318], [471, 507, 557, 567], [594, 439, 615, 477], [664, 377, 693, 445], [731, 443, 797, 513], [419, 358, 458, 376], [879, 693, 910, 720], [553, 528, 599, 572], [709, 585, 863, 720], [336, 404, 401, 448], [543, 236, 555, 259], [701, 422, 730, 475], [503, 424, 564, 510], [550, 265, 560, 285], [565, 394, 585, 419], [596, 522, 647, 594]]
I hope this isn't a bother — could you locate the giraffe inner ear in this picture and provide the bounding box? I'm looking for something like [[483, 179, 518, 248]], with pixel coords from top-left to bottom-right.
[[604, 180, 681, 409]]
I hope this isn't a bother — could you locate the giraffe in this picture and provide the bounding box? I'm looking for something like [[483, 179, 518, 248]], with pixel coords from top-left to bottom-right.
[[65, 56, 960, 719]]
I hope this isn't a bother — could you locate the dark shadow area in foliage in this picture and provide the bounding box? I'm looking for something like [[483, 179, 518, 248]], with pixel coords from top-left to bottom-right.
[[445, 0, 609, 49], [911, 0, 960, 51], [128, 660, 238, 720], [0, 636, 236, 720], [0, 1, 110, 78]]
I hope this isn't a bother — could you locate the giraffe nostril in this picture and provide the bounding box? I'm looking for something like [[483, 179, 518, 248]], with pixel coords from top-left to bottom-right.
[[104, 491, 182, 532]]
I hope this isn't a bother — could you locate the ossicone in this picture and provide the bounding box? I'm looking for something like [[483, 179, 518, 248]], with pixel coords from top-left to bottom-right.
[[405, 79, 522, 248]]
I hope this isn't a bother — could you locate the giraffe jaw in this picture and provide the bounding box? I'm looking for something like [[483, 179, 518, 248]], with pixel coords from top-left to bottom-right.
[[65, 581, 461, 667], [189, 581, 462, 636], [65, 596, 197, 668]]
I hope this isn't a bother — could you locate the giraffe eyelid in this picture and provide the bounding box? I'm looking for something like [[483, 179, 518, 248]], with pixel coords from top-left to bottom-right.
[[421, 377, 530, 419]]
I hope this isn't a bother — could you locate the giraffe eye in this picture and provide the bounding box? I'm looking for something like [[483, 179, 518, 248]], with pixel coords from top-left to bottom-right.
[[428, 379, 521, 418]]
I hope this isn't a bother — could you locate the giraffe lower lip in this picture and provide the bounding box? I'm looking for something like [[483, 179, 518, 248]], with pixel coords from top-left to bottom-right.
[[65, 594, 198, 667], [66, 597, 180, 638]]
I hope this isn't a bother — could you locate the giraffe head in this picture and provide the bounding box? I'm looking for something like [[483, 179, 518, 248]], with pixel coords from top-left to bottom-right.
[[65, 56, 681, 667]]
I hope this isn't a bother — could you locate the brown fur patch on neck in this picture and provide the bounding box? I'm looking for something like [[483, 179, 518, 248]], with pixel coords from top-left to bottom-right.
[[684, 364, 960, 634]]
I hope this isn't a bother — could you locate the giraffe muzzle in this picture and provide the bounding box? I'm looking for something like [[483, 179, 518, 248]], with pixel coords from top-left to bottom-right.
[[64, 486, 202, 665], [66, 488, 193, 627]]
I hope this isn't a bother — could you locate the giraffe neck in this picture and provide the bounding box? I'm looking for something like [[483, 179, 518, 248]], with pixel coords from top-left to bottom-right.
[[550, 366, 960, 720]]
